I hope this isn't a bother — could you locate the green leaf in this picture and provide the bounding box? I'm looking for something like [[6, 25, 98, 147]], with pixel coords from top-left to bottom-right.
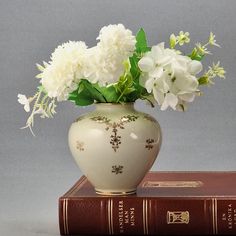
[[129, 54, 140, 79], [68, 87, 94, 106], [68, 79, 107, 106], [77, 83, 84, 94], [135, 28, 150, 54], [93, 84, 119, 103], [81, 80, 106, 103], [188, 48, 204, 61]]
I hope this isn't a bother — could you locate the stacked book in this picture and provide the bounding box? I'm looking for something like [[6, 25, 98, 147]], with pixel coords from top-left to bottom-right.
[[59, 172, 236, 235]]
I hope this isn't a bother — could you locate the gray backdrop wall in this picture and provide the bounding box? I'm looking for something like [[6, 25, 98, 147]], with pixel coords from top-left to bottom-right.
[[1, 0, 236, 235]]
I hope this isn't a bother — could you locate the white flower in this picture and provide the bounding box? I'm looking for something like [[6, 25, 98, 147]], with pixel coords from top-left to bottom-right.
[[97, 24, 136, 58], [208, 32, 220, 47], [83, 46, 123, 86], [138, 43, 202, 110], [139, 43, 173, 71], [18, 94, 30, 112], [84, 24, 136, 86], [37, 41, 87, 101]]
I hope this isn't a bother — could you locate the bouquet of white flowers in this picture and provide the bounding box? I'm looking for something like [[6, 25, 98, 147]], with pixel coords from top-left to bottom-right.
[[18, 24, 225, 134]]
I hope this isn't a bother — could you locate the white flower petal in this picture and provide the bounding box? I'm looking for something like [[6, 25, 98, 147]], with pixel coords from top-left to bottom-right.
[[138, 57, 154, 72], [18, 94, 30, 112], [153, 89, 164, 105], [24, 103, 30, 112], [151, 44, 164, 61], [145, 78, 155, 93], [17, 94, 28, 105], [178, 93, 195, 102], [139, 74, 148, 88], [174, 74, 199, 92], [188, 60, 203, 75], [149, 67, 163, 78], [161, 93, 178, 111], [155, 75, 170, 93]]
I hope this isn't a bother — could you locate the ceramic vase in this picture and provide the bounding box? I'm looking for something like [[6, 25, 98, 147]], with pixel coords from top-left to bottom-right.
[[68, 103, 162, 195]]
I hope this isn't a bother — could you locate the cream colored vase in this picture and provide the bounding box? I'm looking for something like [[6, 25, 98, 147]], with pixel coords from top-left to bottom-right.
[[68, 103, 162, 195]]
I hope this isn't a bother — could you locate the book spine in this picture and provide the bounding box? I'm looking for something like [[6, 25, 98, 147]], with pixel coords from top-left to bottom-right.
[[59, 197, 236, 235]]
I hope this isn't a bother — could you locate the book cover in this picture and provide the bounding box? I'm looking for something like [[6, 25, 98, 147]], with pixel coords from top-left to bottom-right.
[[59, 171, 236, 235]]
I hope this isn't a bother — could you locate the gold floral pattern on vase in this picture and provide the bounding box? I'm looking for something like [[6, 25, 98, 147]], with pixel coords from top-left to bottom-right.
[[143, 114, 157, 123], [90, 116, 111, 124], [74, 115, 86, 123], [145, 138, 155, 150], [90, 114, 139, 152], [112, 165, 124, 174], [76, 140, 85, 151]]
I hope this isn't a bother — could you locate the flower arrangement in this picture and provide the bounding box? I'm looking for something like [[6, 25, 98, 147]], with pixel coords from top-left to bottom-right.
[[18, 24, 225, 134]]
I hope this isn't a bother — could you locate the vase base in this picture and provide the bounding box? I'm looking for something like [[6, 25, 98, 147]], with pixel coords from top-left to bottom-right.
[[95, 188, 136, 196]]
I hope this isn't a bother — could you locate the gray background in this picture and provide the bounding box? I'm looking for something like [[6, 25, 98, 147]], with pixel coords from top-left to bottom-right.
[[1, 0, 236, 235]]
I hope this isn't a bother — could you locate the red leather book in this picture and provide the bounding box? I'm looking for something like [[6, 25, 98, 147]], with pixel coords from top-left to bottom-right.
[[59, 171, 236, 235]]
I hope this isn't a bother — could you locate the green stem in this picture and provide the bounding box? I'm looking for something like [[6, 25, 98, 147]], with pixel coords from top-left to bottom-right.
[[116, 90, 126, 103], [141, 96, 155, 107]]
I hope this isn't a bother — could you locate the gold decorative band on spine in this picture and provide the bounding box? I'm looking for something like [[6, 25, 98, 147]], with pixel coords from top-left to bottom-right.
[[108, 199, 111, 235], [63, 199, 69, 235], [212, 198, 218, 235], [212, 199, 215, 234], [63, 199, 66, 235], [214, 199, 218, 234], [65, 199, 69, 235], [143, 199, 146, 234], [143, 199, 149, 234], [107, 199, 114, 235], [110, 199, 114, 234], [146, 199, 149, 234], [96, 189, 136, 196]]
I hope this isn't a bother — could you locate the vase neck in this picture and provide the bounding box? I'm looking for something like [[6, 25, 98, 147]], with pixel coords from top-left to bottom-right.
[[95, 103, 135, 113]]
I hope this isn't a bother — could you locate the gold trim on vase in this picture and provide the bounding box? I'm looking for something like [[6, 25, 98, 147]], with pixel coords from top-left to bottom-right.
[[96, 189, 136, 196]]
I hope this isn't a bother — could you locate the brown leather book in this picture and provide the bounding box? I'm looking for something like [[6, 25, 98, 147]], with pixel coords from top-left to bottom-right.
[[59, 171, 236, 235]]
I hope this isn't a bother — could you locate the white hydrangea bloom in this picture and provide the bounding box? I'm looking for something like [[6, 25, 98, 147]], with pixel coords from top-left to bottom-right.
[[38, 41, 87, 101], [84, 24, 136, 86], [138, 43, 202, 110]]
